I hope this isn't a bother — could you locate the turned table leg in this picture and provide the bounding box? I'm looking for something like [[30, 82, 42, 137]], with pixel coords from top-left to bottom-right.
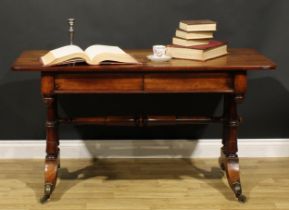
[[41, 74, 60, 203], [219, 94, 246, 202]]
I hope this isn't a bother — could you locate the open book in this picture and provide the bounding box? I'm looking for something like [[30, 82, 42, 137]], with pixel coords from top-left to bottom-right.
[[40, 44, 139, 66]]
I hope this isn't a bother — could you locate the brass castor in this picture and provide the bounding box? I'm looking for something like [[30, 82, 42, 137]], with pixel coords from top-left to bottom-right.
[[40, 184, 53, 203], [232, 182, 246, 203], [237, 194, 247, 203]]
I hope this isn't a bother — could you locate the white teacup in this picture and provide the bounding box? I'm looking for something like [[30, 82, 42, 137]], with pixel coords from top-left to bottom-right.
[[153, 45, 166, 57]]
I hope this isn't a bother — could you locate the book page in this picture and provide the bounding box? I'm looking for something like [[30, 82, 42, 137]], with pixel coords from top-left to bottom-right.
[[41, 45, 87, 66], [84, 45, 125, 61], [50, 45, 84, 58]]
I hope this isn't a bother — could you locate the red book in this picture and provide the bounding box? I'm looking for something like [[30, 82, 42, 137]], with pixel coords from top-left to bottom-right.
[[167, 40, 228, 61], [170, 40, 225, 50]]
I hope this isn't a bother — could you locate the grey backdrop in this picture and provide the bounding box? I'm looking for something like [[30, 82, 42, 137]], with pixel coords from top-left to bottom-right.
[[0, 0, 288, 140]]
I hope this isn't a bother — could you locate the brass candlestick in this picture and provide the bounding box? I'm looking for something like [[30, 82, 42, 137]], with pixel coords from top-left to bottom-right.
[[68, 18, 75, 45]]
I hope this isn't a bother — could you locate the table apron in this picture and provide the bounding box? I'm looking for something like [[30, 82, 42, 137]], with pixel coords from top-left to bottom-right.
[[42, 72, 241, 94]]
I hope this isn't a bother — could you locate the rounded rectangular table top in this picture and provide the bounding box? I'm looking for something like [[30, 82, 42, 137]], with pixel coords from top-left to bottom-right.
[[12, 48, 276, 72]]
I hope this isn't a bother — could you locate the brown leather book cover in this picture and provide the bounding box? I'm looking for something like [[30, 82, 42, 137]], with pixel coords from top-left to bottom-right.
[[176, 28, 214, 34], [180, 20, 216, 25]]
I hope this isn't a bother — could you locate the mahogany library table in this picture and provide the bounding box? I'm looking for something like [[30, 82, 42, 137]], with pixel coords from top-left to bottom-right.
[[12, 49, 276, 202]]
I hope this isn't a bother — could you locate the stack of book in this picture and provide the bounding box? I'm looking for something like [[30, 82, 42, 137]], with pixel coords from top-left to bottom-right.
[[167, 20, 228, 61]]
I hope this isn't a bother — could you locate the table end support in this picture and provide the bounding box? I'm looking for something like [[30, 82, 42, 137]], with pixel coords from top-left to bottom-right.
[[42, 73, 60, 202], [220, 93, 246, 202]]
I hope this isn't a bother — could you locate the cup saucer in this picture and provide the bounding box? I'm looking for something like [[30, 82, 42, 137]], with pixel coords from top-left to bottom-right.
[[147, 54, 172, 62]]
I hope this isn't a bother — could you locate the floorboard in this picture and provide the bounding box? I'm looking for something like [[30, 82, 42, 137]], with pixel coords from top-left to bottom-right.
[[0, 158, 288, 210]]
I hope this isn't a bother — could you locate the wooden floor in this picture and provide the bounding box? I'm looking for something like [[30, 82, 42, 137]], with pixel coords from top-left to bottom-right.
[[0, 158, 289, 210]]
